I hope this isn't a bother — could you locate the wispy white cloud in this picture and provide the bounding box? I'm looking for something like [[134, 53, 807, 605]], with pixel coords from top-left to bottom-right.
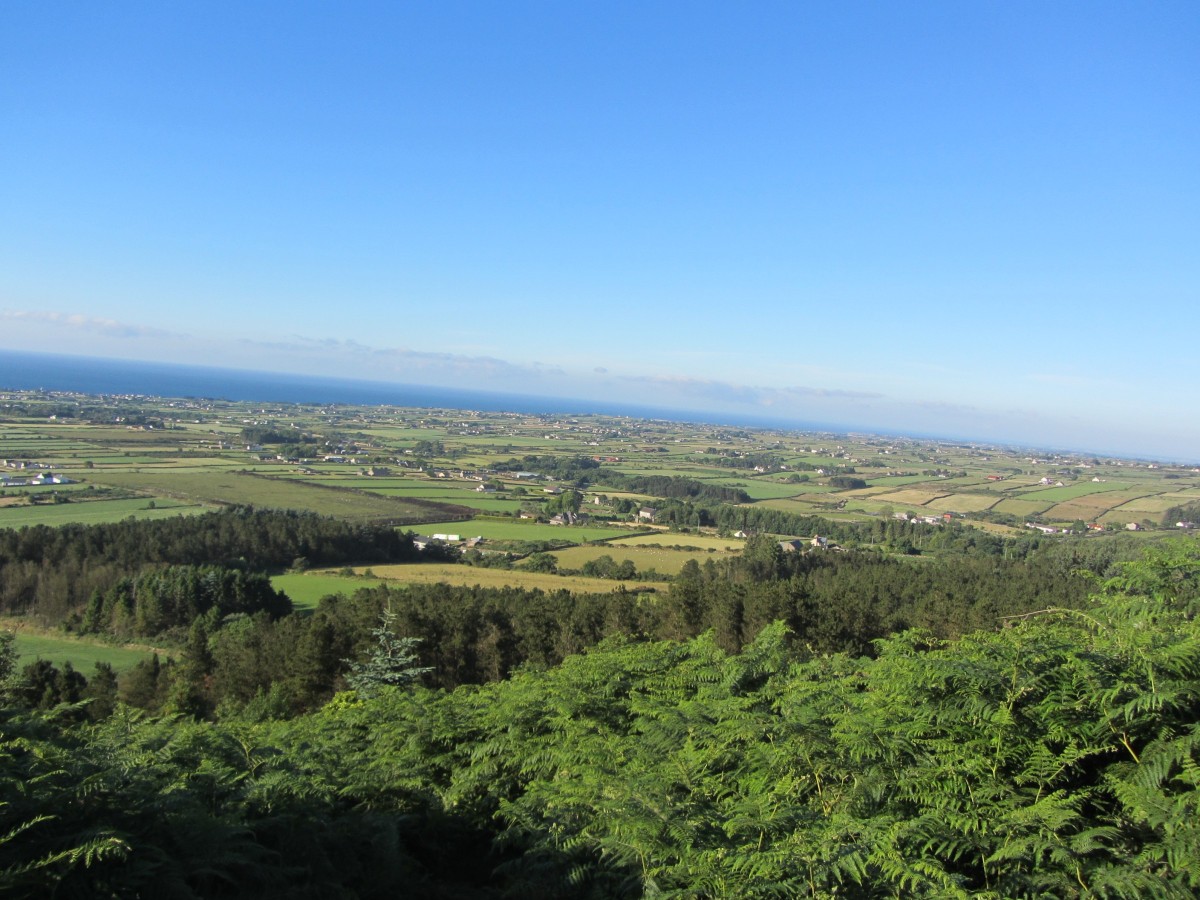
[[615, 373, 884, 407], [1, 310, 186, 340], [235, 335, 566, 379]]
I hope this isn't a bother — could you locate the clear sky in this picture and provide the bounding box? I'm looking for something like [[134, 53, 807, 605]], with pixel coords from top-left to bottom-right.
[[2, 3, 1197, 459]]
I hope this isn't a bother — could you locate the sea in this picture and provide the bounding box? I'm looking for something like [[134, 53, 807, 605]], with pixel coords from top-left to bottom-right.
[[0, 350, 829, 432]]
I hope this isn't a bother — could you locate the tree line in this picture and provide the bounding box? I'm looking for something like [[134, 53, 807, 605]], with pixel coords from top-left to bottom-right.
[[8, 537, 1105, 720], [0, 507, 419, 625]]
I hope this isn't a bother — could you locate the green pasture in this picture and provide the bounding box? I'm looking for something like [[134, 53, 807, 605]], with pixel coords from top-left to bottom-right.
[[331, 483, 496, 499], [0, 481, 95, 495], [0, 443, 101, 455], [271, 572, 381, 611], [1108, 494, 1190, 515], [973, 480, 1036, 493], [89, 470, 467, 523], [38, 427, 184, 444], [9, 630, 159, 673], [840, 498, 903, 516], [866, 474, 942, 487], [361, 493, 523, 513], [752, 497, 833, 513], [0, 498, 209, 528], [1015, 481, 1135, 502], [292, 476, 431, 490], [411, 496, 522, 513], [991, 498, 1056, 517], [56, 453, 159, 464]]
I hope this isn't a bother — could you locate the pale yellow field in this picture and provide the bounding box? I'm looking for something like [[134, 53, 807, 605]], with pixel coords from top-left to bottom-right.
[[922, 493, 999, 513], [752, 497, 829, 512], [1044, 501, 1112, 522], [553, 543, 735, 576], [1098, 510, 1149, 526], [1044, 493, 1145, 520], [356, 563, 655, 593], [610, 533, 745, 550], [1111, 495, 1192, 514], [838, 485, 902, 498]]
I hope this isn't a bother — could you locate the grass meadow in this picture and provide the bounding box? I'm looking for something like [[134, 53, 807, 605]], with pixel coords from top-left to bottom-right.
[[0, 498, 209, 528], [90, 470, 467, 523], [271, 572, 383, 611], [3, 621, 161, 674]]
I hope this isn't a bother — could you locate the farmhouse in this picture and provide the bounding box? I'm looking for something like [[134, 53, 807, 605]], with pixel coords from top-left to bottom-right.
[[1025, 523, 1063, 535], [30, 473, 73, 486]]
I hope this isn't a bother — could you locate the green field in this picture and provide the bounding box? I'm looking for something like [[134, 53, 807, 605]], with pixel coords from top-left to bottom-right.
[[0, 497, 210, 528], [91, 470, 468, 523], [0, 481, 96, 495], [992, 498, 1056, 517], [7, 628, 160, 673], [271, 572, 382, 611], [1014, 481, 1135, 502]]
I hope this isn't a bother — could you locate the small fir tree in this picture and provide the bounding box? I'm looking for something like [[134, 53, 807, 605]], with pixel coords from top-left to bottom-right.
[[342, 608, 431, 697]]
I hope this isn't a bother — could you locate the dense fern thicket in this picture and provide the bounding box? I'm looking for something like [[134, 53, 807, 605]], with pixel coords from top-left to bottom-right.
[[3, 545, 1198, 897], [0, 507, 417, 623]]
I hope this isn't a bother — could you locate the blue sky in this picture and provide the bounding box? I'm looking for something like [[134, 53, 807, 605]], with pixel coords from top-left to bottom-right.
[[2, 3, 1197, 459]]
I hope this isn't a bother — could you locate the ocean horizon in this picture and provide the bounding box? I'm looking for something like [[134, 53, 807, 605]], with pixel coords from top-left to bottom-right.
[[0, 349, 838, 434]]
